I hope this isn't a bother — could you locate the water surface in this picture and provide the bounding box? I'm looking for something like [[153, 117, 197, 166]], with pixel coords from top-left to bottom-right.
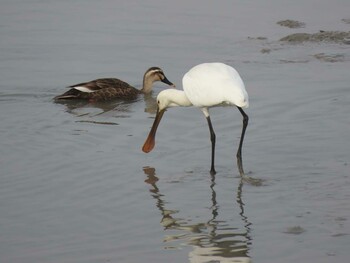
[[1, 1, 350, 262]]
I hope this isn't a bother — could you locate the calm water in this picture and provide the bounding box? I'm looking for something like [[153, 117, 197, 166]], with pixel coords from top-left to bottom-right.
[[1, 1, 350, 262]]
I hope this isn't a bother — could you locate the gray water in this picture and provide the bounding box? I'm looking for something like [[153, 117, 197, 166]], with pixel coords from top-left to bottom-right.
[[1, 0, 350, 262]]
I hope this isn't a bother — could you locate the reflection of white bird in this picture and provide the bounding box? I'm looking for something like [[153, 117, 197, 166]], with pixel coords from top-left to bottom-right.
[[142, 62, 252, 181], [189, 246, 251, 263]]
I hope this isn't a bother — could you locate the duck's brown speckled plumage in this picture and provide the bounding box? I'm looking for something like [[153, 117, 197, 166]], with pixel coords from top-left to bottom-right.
[[57, 78, 142, 101], [54, 67, 174, 101]]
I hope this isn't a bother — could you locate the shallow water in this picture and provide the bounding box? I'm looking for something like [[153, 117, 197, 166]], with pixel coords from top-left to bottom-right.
[[1, 0, 350, 262]]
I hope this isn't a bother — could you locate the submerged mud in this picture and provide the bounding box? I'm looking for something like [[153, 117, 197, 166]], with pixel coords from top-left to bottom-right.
[[341, 18, 350, 24], [277, 19, 305, 28], [280, 31, 350, 44], [313, 53, 345, 62]]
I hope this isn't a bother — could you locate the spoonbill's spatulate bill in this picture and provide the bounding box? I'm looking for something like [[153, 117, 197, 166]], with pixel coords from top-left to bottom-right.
[[142, 63, 253, 182]]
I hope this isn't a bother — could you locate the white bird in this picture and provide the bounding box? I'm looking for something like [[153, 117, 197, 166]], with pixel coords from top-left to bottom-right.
[[142, 63, 254, 182]]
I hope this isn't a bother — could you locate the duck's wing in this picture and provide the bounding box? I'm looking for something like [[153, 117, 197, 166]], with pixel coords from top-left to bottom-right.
[[88, 85, 141, 101], [70, 78, 133, 92], [54, 80, 103, 100]]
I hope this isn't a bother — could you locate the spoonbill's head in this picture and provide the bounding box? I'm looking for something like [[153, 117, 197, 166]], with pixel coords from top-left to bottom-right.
[[157, 89, 192, 110], [142, 89, 192, 153]]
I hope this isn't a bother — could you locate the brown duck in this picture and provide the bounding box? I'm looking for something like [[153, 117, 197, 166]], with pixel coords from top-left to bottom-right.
[[54, 67, 175, 101]]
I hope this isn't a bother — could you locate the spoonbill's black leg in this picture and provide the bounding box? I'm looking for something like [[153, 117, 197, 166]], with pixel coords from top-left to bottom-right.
[[206, 116, 216, 175], [236, 107, 249, 177]]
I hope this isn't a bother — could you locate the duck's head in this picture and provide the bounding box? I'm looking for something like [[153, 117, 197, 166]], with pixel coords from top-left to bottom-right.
[[142, 67, 175, 92]]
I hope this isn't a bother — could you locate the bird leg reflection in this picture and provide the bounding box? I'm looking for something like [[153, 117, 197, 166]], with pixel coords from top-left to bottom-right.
[[142, 166, 253, 261]]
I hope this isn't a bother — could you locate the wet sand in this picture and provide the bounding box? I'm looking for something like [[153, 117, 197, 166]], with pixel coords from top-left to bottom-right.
[[1, 1, 350, 263]]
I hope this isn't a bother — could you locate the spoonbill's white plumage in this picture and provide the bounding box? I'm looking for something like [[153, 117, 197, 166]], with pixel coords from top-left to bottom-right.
[[142, 63, 253, 181]]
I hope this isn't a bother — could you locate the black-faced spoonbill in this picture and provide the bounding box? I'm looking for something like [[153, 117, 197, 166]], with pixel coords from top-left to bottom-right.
[[142, 63, 255, 182]]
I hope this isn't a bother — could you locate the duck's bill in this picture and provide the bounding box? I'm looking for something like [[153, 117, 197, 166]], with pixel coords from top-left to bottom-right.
[[161, 76, 176, 87], [142, 109, 165, 153]]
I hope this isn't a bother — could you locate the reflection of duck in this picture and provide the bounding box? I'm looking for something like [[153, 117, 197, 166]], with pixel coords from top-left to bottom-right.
[[143, 94, 158, 114], [54, 98, 138, 119], [143, 167, 252, 263], [54, 92, 160, 120], [54, 67, 175, 101]]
